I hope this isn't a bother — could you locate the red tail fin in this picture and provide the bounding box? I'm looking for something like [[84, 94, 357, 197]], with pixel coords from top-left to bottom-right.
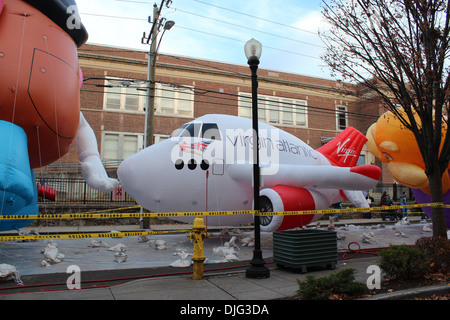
[[317, 127, 367, 167]]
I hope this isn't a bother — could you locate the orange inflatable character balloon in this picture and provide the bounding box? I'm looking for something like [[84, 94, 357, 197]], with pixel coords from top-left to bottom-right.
[[0, 0, 87, 168], [366, 109, 450, 194], [0, 1, 118, 231]]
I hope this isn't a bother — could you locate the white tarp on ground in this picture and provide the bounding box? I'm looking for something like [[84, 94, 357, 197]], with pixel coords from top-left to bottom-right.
[[0, 222, 443, 276]]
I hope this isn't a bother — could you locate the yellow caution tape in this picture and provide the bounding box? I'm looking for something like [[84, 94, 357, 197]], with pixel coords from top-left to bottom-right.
[[0, 210, 256, 220], [0, 202, 444, 242], [0, 229, 191, 242], [75, 205, 143, 214], [256, 203, 444, 216], [0, 203, 444, 221]]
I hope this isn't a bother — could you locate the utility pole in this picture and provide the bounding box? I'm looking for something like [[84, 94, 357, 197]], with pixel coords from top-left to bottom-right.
[[143, 0, 174, 148], [144, 3, 161, 148], [141, 0, 170, 229]]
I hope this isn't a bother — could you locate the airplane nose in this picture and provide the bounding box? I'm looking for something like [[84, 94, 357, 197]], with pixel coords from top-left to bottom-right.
[[117, 151, 157, 209], [117, 155, 139, 194], [117, 141, 174, 210]]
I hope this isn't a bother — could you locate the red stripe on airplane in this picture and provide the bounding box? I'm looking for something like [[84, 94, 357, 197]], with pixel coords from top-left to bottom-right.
[[350, 165, 381, 180]]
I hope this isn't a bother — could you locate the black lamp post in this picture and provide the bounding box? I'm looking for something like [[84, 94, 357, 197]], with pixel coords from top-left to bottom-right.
[[244, 38, 270, 279]]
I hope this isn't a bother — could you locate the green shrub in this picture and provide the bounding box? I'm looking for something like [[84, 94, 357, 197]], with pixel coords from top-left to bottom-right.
[[415, 236, 450, 274], [297, 268, 367, 300], [378, 244, 427, 280]]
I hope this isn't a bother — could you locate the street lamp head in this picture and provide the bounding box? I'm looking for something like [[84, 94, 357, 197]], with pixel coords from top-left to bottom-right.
[[244, 38, 262, 61], [164, 20, 175, 30]]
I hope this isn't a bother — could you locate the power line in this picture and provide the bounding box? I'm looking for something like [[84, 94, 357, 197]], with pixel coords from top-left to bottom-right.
[[80, 0, 325, 61], [82, 86, 376, 125], [115, 0, 152, 4], [80, 12, 146, 21], [81, 77, 378, 122], [113, 0, 322, 40], [174, 25, 321, 60], [79, 12, 321, 60], [114, 0, 322, 39], [80, 49, 345, 104], [193, 0, 319, 35], [173, 8, 325, 49]]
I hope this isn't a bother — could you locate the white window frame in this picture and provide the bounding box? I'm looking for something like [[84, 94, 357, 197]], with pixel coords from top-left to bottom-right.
[[155, 83, 194, 117], [101, 131, 144, 161], [238, 93, 307, 127], [154, 134, 170, 143], [336, 105, 348, 130], [103, 78, 146, 112]]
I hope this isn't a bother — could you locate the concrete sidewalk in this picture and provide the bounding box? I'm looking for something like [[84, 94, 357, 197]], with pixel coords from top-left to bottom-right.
[[3, 255, 448, 301], [0, 256, 379, 300], [1, 215, 447, 301]]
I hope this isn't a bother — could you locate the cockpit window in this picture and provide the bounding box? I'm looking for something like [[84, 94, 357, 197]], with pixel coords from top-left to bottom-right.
[[171, 122, 220, 140], [180, 123, 200, 137], [171, 123, 200, 138], [171, 124, 188, 137], [202, 123, 221, 140]]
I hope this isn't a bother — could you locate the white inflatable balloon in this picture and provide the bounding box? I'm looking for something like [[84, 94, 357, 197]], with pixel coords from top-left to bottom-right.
[[118, 114, 381, 231], [76, 113, 119, 192]]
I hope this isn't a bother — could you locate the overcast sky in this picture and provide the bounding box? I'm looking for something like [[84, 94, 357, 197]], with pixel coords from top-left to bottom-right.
[[76, 0, 331, 78]]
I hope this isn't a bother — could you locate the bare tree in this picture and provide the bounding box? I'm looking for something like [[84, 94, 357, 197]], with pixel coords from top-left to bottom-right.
[[321, 0, 449, 238]]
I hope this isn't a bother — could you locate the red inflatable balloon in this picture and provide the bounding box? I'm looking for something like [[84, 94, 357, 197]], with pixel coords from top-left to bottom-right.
[[0, 0, 84, 168]]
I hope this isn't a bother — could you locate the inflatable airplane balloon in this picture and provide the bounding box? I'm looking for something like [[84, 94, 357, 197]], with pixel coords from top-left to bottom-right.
[[118, 114, 381, 232], [0, 0, 118, 231]]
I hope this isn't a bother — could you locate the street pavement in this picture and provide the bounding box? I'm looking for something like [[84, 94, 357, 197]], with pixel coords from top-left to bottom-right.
[[0, 255, 379, 300], [0, 215, 448, 302]]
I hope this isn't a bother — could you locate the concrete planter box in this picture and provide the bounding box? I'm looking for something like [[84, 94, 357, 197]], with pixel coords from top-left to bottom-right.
[[273, 229, 337, 273]]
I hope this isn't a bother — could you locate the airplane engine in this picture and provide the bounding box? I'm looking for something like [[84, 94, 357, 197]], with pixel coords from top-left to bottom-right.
[[259, 185, 329, 232]]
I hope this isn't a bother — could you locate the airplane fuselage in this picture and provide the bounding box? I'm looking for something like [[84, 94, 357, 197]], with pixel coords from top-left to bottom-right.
[[118, 115, 355, 227]]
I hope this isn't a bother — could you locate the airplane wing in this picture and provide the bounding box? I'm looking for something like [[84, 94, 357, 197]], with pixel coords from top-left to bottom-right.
[[229, 163, 381, 191]]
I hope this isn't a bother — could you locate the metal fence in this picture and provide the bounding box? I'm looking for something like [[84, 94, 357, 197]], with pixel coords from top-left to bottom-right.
[[36, 177, 136, 204], [35, 176, 412, 207]]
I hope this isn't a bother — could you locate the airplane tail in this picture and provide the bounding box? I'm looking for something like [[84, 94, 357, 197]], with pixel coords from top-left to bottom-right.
[[317, 127, 367, 167]]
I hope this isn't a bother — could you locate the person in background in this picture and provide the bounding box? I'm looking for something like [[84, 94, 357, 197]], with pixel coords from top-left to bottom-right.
[[380, 191, 394, 221], [399, 191, 407, 218], [332, 202, 342, 222], [364, 193, 374, 219]]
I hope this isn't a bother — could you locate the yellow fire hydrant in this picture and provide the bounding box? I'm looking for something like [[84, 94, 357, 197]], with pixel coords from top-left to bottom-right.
[[189, 216, 209, 280]]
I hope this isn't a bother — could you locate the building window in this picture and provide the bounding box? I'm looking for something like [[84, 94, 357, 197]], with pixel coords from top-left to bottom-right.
[[101, 132, 144, 161], [238, 94, 252, 119], [238, 93, 307, 127], [154, 134, 170, 143], [336, 105, 348, 130], [155, 83, 194, 117], [103, 78, 145, 112], [357, 154, 366, 166]]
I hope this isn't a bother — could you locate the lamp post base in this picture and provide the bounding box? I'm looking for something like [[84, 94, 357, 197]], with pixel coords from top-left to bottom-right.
[[246, 249, 270, 279]]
